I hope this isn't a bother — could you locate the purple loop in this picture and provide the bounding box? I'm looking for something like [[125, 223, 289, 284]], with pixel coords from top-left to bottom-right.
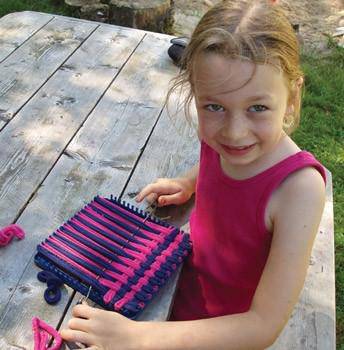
[[37, 270, 57, 283], [44, 285, 61, 304]]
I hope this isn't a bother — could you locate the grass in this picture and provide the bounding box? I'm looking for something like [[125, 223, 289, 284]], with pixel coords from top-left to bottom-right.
[[0, 0, 343, 347], [0, 0, 73, 18], [294, 42, 344, 348]]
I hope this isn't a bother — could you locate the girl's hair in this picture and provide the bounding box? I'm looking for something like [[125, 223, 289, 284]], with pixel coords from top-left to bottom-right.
[[168, 0, 304, 134]]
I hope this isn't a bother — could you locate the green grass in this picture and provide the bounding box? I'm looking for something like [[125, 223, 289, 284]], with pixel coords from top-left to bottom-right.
[[0, 0, 73, 18], [294, 42, 344, 348], [0, 0, 343, 346]]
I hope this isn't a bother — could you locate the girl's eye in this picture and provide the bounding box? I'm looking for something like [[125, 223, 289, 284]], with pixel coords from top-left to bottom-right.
[[204, 104, 225, 112], [248, 104, 268, 112]]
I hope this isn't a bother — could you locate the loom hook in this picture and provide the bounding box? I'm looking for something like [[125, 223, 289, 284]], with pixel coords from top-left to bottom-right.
[[77, 285, 92, 305]]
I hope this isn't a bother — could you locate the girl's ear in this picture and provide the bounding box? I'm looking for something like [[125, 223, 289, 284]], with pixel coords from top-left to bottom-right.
[[287, 76, 304, 108], [296, 76, 304, 89], [285, 103, 294, 117], [284, 76, 304, 132]]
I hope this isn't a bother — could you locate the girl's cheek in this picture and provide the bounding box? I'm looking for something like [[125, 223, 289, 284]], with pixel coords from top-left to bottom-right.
[[198, 114, 224, 133], [198, 120, 219, 140]]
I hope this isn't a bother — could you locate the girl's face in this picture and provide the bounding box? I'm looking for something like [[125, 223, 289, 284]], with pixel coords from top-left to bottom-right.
[[193, 54, 292, 176]]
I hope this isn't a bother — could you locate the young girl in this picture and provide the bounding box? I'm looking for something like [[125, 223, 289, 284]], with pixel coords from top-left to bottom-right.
[[61, 1, 326, 348]]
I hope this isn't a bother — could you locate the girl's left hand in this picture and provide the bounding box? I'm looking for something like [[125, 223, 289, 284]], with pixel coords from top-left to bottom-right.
[[60, 303, 144, 349]]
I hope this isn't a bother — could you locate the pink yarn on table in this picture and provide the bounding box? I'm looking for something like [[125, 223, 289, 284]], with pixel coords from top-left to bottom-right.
[[32, 317, 63, 350], [0, 224, 25, 247]]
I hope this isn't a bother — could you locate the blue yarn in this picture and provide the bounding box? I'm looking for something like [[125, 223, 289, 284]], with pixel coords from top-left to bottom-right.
[[37, 270, 63, 304], [37, 270, 56, 283], [44, 284, 62, 304]]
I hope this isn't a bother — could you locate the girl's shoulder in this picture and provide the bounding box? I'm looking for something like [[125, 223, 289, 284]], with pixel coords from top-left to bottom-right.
[[267, 159, 326, 231]]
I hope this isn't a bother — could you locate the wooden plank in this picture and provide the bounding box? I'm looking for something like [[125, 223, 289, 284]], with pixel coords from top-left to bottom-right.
[[121, 103, 199, 321], [0, 15, 97, 130], [0, 12, 53, 63], [0, 32, 178, 349], [0, 24, 144, 326], [59, 100, 198, 332], [269, 170, 335, 349]]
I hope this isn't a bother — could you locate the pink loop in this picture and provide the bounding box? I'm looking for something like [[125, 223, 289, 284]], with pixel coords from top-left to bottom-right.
[[32, 317, 62, 350], [0, 224, 25, 247]]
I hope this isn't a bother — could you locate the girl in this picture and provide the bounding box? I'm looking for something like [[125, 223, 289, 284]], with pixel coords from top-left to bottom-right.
[[61, 1, 326, 349]]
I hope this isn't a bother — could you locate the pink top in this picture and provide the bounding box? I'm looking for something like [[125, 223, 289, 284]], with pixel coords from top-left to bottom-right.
[[170, 142, 326, 321]]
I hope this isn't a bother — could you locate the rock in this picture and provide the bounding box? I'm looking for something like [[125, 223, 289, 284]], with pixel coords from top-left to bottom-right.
[[333, 27, 344, 37], [80, 4, 109, 23], [109, 0, 174, 33], [65, 0, 101, 9], [203, 0, 214, 7]]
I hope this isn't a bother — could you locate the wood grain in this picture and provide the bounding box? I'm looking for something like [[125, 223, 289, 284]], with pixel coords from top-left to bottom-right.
[[0, 12, 53, 63], [0, 18, 144, 333], [0, 15, 97, 131], [0, 30, 179, 349]]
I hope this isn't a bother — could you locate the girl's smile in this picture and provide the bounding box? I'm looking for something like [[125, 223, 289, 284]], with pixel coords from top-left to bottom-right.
[[221, 143, 257, 156], [194, 54, 294, 179]]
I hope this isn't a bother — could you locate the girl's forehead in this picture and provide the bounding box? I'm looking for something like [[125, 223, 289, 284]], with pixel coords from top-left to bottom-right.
[[193, 53, 286, 98]]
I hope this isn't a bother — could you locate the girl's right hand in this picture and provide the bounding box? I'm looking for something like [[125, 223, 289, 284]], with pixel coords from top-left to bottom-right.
[[135, 177, 195, 207]]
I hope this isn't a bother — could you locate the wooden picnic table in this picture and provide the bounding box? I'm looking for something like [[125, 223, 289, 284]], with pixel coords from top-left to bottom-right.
[[0, 11, 335, 349]]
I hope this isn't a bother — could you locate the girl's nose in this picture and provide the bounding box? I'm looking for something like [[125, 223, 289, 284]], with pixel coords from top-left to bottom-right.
[[221, 114, 249, 141]]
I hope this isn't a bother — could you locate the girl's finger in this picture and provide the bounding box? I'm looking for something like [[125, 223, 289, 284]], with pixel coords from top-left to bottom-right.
[[145, 192, 158, 204], [158, 192, 183, 206], [60, 328, 90, 345], [135, 184, 157, 202], [72, 304, 94, 319], [68, 317, 89, 332]]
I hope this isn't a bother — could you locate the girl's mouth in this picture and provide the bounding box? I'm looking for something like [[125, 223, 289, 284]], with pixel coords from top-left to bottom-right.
[[221, 143, 255, 156]]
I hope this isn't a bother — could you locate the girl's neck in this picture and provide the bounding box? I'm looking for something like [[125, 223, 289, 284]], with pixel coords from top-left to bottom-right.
[[220, 134, 300, 181]]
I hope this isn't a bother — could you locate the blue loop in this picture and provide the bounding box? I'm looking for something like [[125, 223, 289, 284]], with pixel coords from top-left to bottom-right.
[[37, 270, 56, 283], [44, 285, 61, 304], [47, 276, 63, 288]]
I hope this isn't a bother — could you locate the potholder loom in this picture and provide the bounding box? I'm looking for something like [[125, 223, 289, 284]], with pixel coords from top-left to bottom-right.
[[34, 195, 192, 319]]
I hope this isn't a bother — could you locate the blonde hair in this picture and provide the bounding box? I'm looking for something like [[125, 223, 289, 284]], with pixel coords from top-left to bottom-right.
[[168, 0, 304, 134]]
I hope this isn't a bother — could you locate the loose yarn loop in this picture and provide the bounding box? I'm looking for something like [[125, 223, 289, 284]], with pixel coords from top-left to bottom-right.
[[0, 224, 25, 247], [32, 317, 62, 350], [37, 271, 63, 304]]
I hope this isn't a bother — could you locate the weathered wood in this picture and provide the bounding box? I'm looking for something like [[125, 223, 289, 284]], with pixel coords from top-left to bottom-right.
[[0, 23, 143, 324], [0, 12, 53, 63], [269, 170, 335, 349], [60, 95, 198, 328], [121, 100, 199, 320], [0, 16, 97, 131], [109, 0, 173, 33], [0, 32, 178, 349]]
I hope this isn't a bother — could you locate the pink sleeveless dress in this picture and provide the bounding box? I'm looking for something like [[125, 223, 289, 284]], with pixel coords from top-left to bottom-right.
[[170, 142, 326, 321]]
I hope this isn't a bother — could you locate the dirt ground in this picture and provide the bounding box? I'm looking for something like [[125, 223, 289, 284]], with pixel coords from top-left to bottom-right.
[[173, 0, 344, 50]]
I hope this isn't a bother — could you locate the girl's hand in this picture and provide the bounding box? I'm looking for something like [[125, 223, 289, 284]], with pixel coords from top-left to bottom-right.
[[60, 303, 144, 350], [135, 177, 195, 207]]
